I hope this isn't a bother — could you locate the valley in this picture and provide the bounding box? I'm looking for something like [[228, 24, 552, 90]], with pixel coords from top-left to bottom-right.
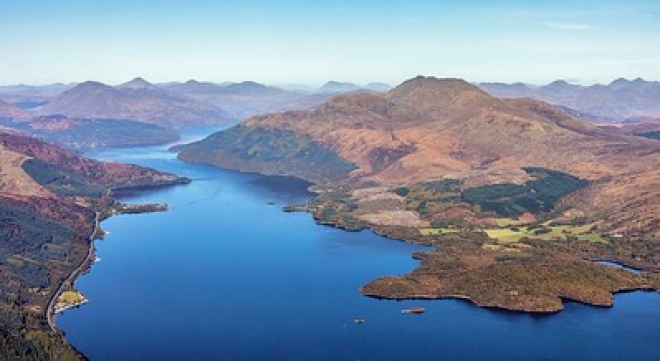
[[3, 1, 660, 359], [2, 75, 660, 358]]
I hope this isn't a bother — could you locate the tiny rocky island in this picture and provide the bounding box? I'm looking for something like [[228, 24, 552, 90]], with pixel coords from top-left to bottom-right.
[[179, 76, 660, 313]]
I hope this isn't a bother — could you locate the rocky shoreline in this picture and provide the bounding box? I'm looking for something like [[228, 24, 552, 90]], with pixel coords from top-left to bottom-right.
[[281, 189, 660, 313]]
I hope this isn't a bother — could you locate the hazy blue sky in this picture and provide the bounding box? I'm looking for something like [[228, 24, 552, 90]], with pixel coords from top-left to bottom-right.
[[1, 0, 659, 85]]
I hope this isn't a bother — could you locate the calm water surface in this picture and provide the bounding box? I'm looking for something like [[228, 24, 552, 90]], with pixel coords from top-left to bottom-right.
[[58, 130, 660, 360]]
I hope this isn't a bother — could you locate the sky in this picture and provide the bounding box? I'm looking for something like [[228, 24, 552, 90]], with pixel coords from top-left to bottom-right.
[[1, 0, 659, 86]]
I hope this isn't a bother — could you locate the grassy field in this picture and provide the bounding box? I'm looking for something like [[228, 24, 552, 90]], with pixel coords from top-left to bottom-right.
[[420, 222, 606, 244], [419, 228, 460, 236], [576, 234, 607, 243], [484, 223, 607, 243], [58, 291, 85, 304], [484, 228, 525, 242]]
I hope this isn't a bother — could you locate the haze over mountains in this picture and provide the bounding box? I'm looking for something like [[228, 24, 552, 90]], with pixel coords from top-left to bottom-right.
[[0, 98, 31, 121], [160, 79, 391, 118], [160, 79, 329, 119], [2, 76, 660, 153], [0, 78, 396, 150], [4, 76, 659, 125], [38, 80, 231, 128], [0, 78, 392, 126], [480, 78, 660, 122]]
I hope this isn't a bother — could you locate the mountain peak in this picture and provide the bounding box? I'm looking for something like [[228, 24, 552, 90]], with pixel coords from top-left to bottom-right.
[[77, 80, 110, 88], [221, 81, 285, 96], [395, 76, 476, 91], [388, 76, 489, 108], [65, 81, 114, 94], [546, 79, 573, 88], [319, 81, 362, 93], [119, 77, 155, 89], [608, 78, 631, 88], [228, 81, 267, 90], [39, 79, 231, 126]]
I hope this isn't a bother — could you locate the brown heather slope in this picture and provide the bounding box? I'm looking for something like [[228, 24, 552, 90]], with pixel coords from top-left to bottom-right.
[[0, 130, 188, 359], [179, 76, 660, 312], [39, 80, 232, 128], [233, 76, 659, 186], [0, 98, 31, 121], [182, 76, 660, 234], [0, 131, 183, 189]]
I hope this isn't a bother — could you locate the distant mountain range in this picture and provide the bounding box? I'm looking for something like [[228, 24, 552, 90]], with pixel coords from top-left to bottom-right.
[[6, 77, 660, 125], [479, 78, 660, 122], [39, 80, 231, 128], [317, 81, 391, 93], [0, 78, 393, 122], [0, 77, 393, 149], [159, 80, 317, 119], [160, 79, 390, 119], [3, 76, 659, 153], [0, 98, 31, 120], [0, 83, 74, 111]]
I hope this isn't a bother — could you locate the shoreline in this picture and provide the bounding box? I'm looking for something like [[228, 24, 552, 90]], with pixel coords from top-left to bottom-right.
[[54, 299, 89, 315], [45, 200, 174, 331], [46, 212, 99, 332], [281, 190, 660, 314]]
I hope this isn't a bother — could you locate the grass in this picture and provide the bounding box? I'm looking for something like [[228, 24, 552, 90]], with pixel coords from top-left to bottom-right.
[[484, 228, 525, 243], [484, 223, 607, 244], [576, 234, 607, 243], [420, 228, 460, 236], [58, 291, 85, 304]]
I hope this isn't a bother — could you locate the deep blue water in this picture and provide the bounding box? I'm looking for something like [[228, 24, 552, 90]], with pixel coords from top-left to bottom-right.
[[57, 132, 660, 360]]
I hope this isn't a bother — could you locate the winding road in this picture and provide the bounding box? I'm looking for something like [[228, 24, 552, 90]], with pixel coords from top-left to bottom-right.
[[46, 212, 100, 331]]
